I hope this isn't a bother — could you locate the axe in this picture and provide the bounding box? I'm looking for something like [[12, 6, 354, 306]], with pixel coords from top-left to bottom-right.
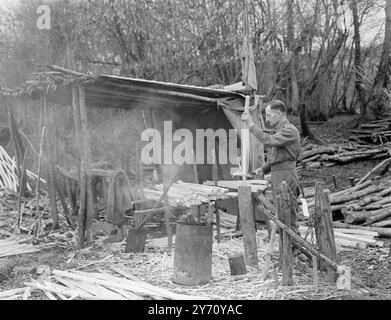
[[260, 205, 351, 290]]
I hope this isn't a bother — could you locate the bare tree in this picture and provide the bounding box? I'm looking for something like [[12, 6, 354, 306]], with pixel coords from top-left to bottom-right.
[[366, 0, 391, 119]]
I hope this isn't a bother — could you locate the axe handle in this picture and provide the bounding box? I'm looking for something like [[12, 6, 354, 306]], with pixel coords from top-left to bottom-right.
[[260, 204, 341, 272]]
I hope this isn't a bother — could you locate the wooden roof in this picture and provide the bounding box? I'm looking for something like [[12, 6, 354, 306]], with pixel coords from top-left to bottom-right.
[[1, 66, 244, 110]]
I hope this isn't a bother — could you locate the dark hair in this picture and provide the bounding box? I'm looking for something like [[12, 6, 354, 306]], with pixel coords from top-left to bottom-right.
[[267, 100, 286, 113]]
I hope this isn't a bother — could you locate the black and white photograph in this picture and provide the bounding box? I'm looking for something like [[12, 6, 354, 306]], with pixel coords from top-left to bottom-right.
[[0, 0, 390, 305]]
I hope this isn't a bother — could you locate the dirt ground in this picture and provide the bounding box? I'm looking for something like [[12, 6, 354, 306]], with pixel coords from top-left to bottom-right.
[[1, 115, 391, 300]]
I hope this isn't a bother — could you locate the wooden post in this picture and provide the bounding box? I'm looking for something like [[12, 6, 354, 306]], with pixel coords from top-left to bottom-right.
[[78, 86, 94, 246], [35, 126, 45, 236], [65, 178, 78, 216], [5, 98, 24, 188], [215, 200, 221, 243], [43, 95, 59, 229], [72, 85, 86, 248], [17, 149, 28, 230], [261, 221, 277, 280], [312, 255, 319, 290], [163, 176, 172, 251], [281, 182, 293, 286], [275, 193, 284, 269], [136, 136, 144, 198], [238, 185, 258, 267], [314, 182, 337, 278]]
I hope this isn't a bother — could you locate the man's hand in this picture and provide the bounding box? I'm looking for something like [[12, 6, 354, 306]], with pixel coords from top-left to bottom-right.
[[241, 112, 255, 128], [253, 167, 264, 178]]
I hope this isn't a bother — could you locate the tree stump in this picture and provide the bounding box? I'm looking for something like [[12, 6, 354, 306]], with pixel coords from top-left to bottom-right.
[[228, 254, 247, 275]]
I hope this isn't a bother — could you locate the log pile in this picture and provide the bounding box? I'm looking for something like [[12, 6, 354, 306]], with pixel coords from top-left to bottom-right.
[[301, 178, 391, 238], [143, 180, 232, 207], [349, 117, 391, 144], [299, 142, 390, 169], [299, 225, 384, 250]]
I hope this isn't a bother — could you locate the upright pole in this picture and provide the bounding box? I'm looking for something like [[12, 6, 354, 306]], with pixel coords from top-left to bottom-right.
[[79, 85, 94, 246], [72, 85, 86, 248]]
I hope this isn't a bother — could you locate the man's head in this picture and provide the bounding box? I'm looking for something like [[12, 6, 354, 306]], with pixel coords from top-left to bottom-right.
[[264, 100, 286, 128]]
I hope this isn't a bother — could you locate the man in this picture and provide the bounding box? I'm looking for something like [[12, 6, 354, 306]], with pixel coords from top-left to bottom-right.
[[242, 99, 301, 232]]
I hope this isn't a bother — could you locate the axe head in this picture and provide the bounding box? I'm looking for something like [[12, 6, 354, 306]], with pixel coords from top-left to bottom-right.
[[336, 266, 351, 291]]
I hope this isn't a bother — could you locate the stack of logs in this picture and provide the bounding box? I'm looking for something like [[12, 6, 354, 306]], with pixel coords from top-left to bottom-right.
[[301, 178, 391, 239], [349, 117, 391, 144], [299, 142, 391, 169], [143, 181, 231, 207]]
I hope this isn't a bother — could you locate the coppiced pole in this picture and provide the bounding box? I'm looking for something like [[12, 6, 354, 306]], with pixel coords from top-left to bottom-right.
[[35, 127, 46, 236]]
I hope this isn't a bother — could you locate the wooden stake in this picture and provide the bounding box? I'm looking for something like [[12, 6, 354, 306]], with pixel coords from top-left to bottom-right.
[[241, 96, 250, 183], [275, 193, 284, 269], [43, 96, 59, 229], [281, 182, 293, 286], [35, 127, 46, 236], [312, 255, 319, 290], [314, 182, 337, 278], [163, 176, 172, 251], [79, 86, 94, 246], [215, 200, 221, 243], [238, 185, 258, 267], [261, 221, 277, 280], [17, 149, 28, 230], [72, 85, 86, 248]]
